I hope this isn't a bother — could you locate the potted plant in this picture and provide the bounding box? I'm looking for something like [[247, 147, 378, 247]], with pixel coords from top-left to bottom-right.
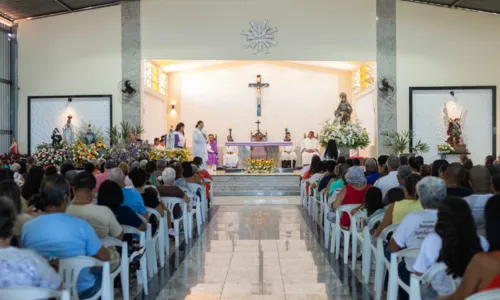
[[381, 130, 429, 156]]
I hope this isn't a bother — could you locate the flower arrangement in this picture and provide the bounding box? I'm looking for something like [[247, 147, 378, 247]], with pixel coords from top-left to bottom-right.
[[109, 142, 152, 163], [149, 148, 190, 163], [244, 158, 275, 173], [33, 143, 69, 167], [320, 119, 370, 149], [75, 123, 108, 145], [67, 141, 109, 166], [0, 153, 29, 168], [437, 144, 454, 153]]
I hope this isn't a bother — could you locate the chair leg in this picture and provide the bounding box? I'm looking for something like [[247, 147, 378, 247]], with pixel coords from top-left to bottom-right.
[[352, 236, 358, 270], [362, 240, 371, 284], [196, 212, 202, 235], [335, 225, 341, 260], [140, 255, 149, 296], [374, 249, 385, 300], [330, 223, 336, 253], [324, 209, 330, 248], [174, 221, 180, 248], [343, 232, 350, 265]]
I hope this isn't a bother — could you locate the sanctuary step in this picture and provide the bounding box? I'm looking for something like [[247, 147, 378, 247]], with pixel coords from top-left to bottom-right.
[[212, 174, 301, 196]]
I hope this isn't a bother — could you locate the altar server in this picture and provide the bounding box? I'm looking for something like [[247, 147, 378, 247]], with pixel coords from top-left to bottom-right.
[[301, 131, 320, 166], [174, 122, 186, 148], [193, 121, 208, 168], [206, 134, 218, 173], [280, 132, 297, 168], [223, 135, 239, 168]]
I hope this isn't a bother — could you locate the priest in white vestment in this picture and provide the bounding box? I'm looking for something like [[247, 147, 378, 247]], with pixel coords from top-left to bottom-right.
[[193, 121, 208, 168], [280, 132, 297, 168], [223, 135, 239, 168], [301, 131, 320, 166]]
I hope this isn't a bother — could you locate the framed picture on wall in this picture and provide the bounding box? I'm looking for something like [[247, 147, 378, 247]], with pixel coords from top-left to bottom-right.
[[409, 86, 496, 164]]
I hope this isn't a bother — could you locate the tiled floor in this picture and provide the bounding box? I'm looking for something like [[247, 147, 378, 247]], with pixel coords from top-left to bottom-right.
[[153, 197, 372, 300]]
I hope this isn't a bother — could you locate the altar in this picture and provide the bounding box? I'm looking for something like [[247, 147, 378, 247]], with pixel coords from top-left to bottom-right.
[[225, 141, 293, 167]]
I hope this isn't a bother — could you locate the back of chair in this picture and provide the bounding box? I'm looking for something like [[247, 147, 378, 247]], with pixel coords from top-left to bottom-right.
[[59, 256, 110, 300], [0, 287, 70, 300], [162, 196, 182, 212], [409, 263, 449, 300], [465, 289, 500, 300]]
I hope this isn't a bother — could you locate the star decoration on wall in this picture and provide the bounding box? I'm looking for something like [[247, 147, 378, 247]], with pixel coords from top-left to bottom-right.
[[241, 20, 278, 55]]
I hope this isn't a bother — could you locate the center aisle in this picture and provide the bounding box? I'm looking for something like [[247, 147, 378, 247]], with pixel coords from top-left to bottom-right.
[[152, 197, 372, 300]]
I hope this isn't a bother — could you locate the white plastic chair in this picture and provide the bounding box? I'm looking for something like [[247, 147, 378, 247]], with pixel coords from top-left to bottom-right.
[[179, 186, 202, 239], [409, 262, 454, 300], [122, 225, 148, 296], [59, 256, 111, 300], [465, 289, 500, 300], [374, 224, 399, 300], [331, 204, 360, 264], [321, 192, 330, 246], [300, 180, 306, 207], [187, 182, 207, 222], [146, 207, 166, 267], [0, 287, 70, 300], [100, 237, 129, 300], [137, 214, 157, 279], [351, 210, 368, 270], [162, 196, 188, 248], [387, 248, 421, 300], [361, 213, 385, 284]]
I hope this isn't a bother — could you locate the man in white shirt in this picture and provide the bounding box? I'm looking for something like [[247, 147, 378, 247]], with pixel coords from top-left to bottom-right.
[[223, 135, 239, 168], [387, 176, 446, 300], [280, 132, 297, 168], [374, 155, 401, 198], [301, 131, 320, 166], [464, 165, 493, 236]]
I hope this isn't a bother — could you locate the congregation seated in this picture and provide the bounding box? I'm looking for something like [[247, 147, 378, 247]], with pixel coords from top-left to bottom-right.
[[374, 155, 401, 198], [0, 180, 32, 243], [327, 163, 350, 197], [464, 165, 494, 236], [108, 167, 148, 219], [442, 162, 473, 197], [157, 167, 190, 226], [21, 166, 44, 205], [364, 158, 380, 185], [152, 159, 167, 179], [21, 175, 109, 299], [330, 166, 370, 228], [301, 131, 320, 166], [318, 160, 337, 194], [439, 195, 500, 299], [66, 172, 124, 270], [97, 180, 146, 231], [321, 139, 339, 161], [387, 176, 447, 300], [408, 155, 424, 174], [94, 159, 117, 192], [375, 174, 422, 237], [0, 196, 61, 290], [413, 196, 488, 298]]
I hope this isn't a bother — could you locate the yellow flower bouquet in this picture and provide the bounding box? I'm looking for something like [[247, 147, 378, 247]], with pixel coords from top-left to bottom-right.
[[149, 148, 191, 163], [244, 158, 275, 174], [67, 141, 109, 166]]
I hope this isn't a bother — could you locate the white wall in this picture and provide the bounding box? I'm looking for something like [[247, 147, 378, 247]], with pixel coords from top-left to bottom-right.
[[17, 6, 122, 153], [142, 89, 167, 142], [397, 2, 500, 157], [354, 87, 376, 157], [141, 0, 376, 61], [177, 62, 346, 145]]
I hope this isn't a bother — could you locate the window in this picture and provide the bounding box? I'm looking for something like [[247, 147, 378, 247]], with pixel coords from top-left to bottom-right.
[[352, 62, 376, 95], [143, 60, 167, 96]]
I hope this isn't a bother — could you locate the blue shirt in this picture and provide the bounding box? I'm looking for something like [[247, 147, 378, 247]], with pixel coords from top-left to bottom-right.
[[318, 174, 335, 191], [365, 171, 380, 185], [122, 187, 147, 214], [21, 213, 102, 292]]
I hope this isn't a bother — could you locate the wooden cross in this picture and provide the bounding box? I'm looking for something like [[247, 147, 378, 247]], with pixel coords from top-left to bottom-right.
[[248, 74, 269, 116]]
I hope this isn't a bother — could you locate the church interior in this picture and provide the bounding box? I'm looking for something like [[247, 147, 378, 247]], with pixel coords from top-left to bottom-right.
[[1, 0, 500, 299]]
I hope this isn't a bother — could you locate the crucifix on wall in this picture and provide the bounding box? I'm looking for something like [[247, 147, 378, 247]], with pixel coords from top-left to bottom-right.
[[248, 74, 270, 116]]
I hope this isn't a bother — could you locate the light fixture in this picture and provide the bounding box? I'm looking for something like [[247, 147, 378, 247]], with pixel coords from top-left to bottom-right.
[[171, 104, 175, 110]]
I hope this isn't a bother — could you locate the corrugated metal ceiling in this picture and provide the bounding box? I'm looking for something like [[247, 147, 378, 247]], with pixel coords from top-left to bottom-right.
[[0, 0, 122, 21], [401, 0, 500, 14]]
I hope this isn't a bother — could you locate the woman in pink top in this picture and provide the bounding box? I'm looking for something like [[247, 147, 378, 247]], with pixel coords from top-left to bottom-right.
[[332, 166, 370, 228]]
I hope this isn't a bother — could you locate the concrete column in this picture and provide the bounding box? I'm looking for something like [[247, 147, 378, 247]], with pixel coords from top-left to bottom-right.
[[121, 0, 141, 127], [376, 0, 397, 155]]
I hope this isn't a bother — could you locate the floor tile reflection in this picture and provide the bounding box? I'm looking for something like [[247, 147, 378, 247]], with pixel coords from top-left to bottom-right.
[[155, 203, 368, 300]]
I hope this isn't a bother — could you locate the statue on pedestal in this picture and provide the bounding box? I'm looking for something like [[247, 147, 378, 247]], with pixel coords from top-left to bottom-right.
[[85, 124, 96, 145], [62, 115, 74, 145], [334, 92, 353, 124], [442, 95, 468, 153], [51, 128, 62, 146]]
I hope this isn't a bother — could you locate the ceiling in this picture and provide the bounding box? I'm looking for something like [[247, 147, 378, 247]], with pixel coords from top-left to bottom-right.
[[0, 0, 121, 21], [400, 0, 500, 14], [153, 60, 367, 73]]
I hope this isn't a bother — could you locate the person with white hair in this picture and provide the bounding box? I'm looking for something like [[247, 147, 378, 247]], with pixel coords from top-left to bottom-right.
[[108, 168, 148, 219], [330, 166, 370, 228], [139, 160, 148, 170], [10, 163, 24, 185], [387, 176, 447, 300]]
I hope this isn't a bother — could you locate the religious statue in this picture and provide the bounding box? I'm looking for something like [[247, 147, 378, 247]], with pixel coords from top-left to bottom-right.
[[51, 128, 62, 146], [62, 115, 74, 145], [442, 96, 468, 153], [248, 75, 270, 117], [334, 92, 353, 124], [85, 124, 96, 145], [10, 138, 18, 155]]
